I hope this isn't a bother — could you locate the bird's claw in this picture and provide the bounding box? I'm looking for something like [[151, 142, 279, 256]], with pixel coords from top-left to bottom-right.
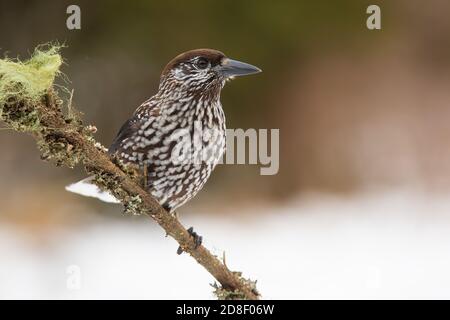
[[188, 227, 203, 248], [177, 226, 203, 255]]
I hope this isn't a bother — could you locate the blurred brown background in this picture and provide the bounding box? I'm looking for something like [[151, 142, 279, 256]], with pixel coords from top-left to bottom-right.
[[0, 0, 449, 234], [2, 0, 450, 299]]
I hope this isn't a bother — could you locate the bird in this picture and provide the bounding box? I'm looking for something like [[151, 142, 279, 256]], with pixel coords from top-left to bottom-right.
[[66, 49, 261, 219]]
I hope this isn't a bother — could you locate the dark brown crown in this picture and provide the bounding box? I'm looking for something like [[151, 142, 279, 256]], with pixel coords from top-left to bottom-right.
[[161, 49, 226, 76]]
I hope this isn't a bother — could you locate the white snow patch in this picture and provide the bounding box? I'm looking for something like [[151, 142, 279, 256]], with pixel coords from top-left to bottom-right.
[[2, 189, 450, 299], [65, 177, 120, 204]]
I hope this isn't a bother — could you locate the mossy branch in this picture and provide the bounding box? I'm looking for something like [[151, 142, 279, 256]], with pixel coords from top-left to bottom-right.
[[0, 45, 259, 300]]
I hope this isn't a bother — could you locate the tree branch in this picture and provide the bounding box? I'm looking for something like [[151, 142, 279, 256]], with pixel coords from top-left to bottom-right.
[[0, 45, 259, 300]]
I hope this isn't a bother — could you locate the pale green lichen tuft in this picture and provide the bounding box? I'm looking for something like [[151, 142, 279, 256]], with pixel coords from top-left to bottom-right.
[[0, 45, 64, 132], [0, 45, 63, 107]]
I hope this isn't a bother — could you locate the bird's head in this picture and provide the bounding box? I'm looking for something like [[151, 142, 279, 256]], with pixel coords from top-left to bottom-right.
[[159, 49, 261, 97]]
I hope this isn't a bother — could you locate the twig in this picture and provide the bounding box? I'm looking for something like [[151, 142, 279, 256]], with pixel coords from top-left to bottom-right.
[[0, 46, 259, 300]]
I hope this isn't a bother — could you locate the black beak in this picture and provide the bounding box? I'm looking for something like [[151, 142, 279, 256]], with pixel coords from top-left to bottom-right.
[[219, 58, 262, 78]]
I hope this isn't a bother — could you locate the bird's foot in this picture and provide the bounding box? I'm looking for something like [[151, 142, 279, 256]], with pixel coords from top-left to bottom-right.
[[188, 227, 203, 248], [177, 227, 203, 255]]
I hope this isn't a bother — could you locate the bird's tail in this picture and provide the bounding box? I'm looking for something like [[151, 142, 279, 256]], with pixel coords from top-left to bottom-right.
[[65, 176, 120, 204]]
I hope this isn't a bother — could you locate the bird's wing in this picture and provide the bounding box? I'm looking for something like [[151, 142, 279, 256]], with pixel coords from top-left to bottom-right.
[[66, 99, 161, 202], [108, 98, 161, 159], [108, 117, 142, 155]]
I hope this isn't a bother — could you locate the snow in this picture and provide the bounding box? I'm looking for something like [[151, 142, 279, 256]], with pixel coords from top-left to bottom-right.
[[1, 189, 450, 299], [65, 177, 120, 204]]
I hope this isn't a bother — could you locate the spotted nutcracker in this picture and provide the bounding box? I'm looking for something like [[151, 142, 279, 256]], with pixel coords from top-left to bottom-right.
[[67, 49, 261, 218]]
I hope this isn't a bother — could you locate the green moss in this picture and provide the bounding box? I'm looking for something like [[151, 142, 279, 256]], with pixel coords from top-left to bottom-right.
[[0, 45, 64, 133], [38, 133, 83, 168], [92, 170, 127, 198], [1, 98, 40, 131], [0, 45, 91, 169], [0, 45, 62, 106], [89, 167, 145, 216]]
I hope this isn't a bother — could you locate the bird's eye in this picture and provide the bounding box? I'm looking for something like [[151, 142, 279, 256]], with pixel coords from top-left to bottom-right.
[[195, 57, 209, 70]]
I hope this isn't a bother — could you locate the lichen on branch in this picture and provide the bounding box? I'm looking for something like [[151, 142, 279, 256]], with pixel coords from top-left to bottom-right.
[[0, 45, 62, 105], [0, 45, 87, 168]]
